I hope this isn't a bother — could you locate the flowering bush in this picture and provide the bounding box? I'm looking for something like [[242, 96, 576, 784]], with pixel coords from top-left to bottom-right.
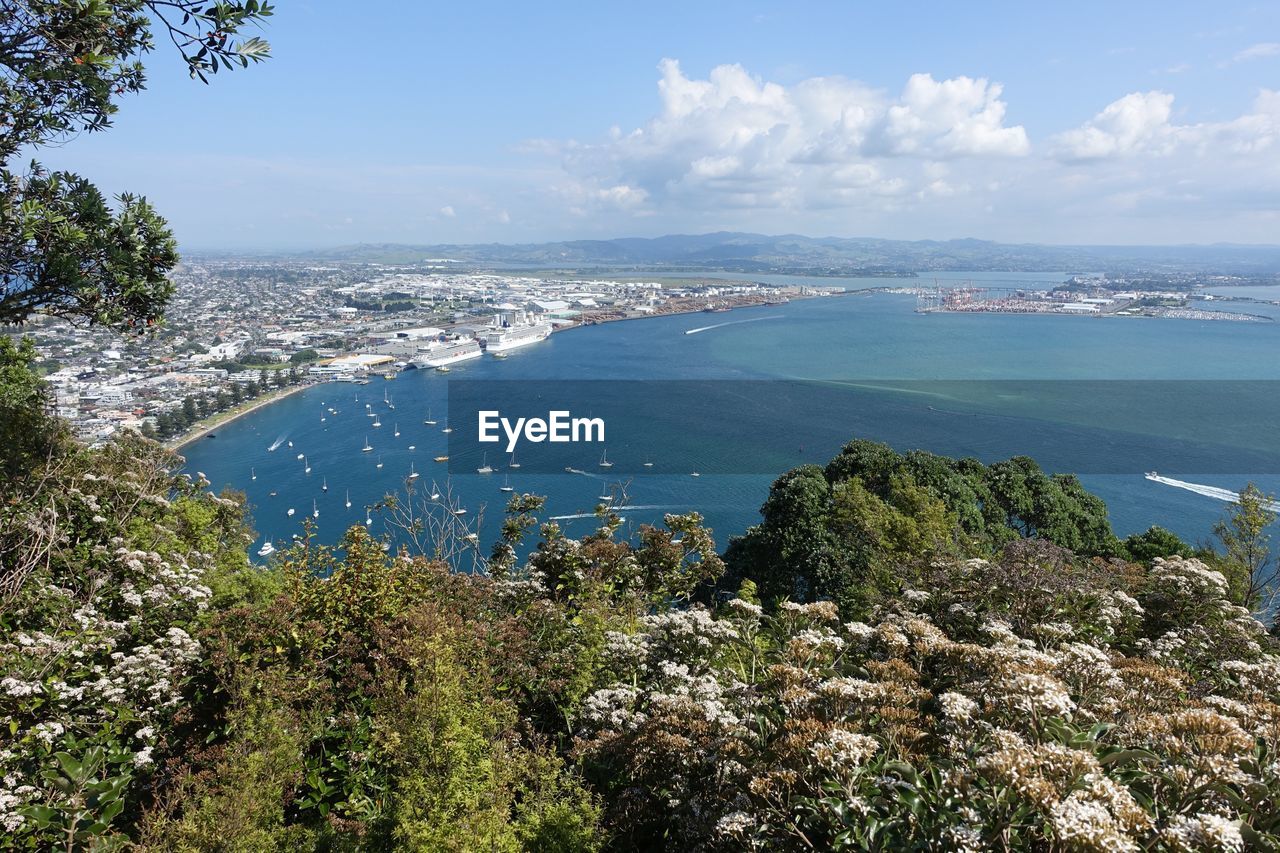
[[575, 543, 1280, 850], [0, 435, 254, 849]]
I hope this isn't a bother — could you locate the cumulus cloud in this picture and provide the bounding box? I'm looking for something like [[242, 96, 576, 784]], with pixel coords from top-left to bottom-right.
[[528, 59, 1280, 242], [1053, 89, 1280, 161], [439, 205, 456, 217], [553, 59, 1028, 216], [874, 73, 1030, 157], [1052, 91, 1177, 161]]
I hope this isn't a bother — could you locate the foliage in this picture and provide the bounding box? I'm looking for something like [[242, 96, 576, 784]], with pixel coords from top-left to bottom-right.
[[1212, 484, 1278, 616], [0, 434, 256, 848], [725, 440, 1189, 616], [0, 0, 273, 330], [0, 334, 66, 483], [577, 542, 1280, 850]]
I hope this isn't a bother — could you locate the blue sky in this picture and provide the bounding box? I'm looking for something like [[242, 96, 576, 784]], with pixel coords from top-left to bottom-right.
[[36, 1, 1280, 249]]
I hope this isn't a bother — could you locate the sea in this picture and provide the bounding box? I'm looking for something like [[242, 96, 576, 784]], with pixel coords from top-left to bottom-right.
[[181, 271, 1280, 561]]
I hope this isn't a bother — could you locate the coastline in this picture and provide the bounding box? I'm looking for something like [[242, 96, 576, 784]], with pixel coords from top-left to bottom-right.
[[168, 383, 311, 451], [555, 289, 847, 333], [170, 296, 836, 448]]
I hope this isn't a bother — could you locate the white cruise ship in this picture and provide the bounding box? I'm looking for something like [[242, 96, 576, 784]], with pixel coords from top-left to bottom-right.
[[414, 339, 482, 369], [484, 322, 552, 354]]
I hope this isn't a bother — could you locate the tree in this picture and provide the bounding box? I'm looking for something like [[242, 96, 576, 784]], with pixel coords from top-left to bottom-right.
[[1213, 484, 1277, 614], [1, 0, 273, 330], [181, 395, 197, 424], [1124, 525, 1193, 562], [0, 335, 66, 483], [289, 348, 319, 364]]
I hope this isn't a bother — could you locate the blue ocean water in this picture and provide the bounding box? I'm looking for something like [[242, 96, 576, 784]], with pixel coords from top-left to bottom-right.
[[182, 289, 1280, 558]]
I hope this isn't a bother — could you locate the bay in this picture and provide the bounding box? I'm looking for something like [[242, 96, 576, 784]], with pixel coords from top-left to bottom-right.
[[182, 286, 1280, 559]]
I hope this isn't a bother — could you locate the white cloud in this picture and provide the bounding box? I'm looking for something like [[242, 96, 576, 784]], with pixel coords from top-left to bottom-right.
[[552, 60, 1028, 217], [874, 73, 1030, 157], [1052, 91, 1177, 161], [1228, 42, 1280, 64], [524, 61, 1280, 243], [440, 205, 456, 217], [1053, 89, 1280, 162]]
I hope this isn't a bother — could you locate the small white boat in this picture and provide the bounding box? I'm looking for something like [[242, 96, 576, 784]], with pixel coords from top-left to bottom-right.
[[376, 456, 384, 469], [365, 516, 372, 526], [345, 490, 352, 509], [372, 416, 382, 428], [691, 472, 700, 477], [312, 500, 319, 518], [296, 452, 304, 460], [599, 450, 613, 469], [508, 451, 520, 469], [424, 409, 437, 426], [288, 441, 293, 448], [499, 475, 514, 493], [451, 507, 468, 516], [363, 436, 373, 452], [257, 542, 276, 557], [437, 366, 451, 373], [430, 490, 441, 500], [321, 477, 328, 492], [304, 457, 311, 474], [477, 452, 493, 474], [643, 461, 654, 468], [287, 508, 295, 517], [408, 463, 419, 481], [442, 422, 452, 434], [251, 468, 256, 480], [408, 445, 416, 450], [598, 493, 612, 502], [394, 423, 400, 437]]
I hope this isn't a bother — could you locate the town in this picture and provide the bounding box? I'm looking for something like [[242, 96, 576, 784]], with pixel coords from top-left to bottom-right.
[[10, 258, 819, 444]]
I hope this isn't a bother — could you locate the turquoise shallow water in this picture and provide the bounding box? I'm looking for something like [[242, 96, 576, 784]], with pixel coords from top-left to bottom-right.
[[182, 290, 1280, 558]]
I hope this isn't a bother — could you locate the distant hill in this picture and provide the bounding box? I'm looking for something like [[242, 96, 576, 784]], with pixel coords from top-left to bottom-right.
[[299, 232, 1280, 274]]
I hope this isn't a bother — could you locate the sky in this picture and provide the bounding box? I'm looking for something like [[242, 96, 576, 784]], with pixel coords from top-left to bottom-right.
[[34, 0, 1280, 250]]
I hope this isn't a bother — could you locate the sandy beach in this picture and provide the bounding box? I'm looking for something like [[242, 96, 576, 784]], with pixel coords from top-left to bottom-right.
[[169, 383, 311, 451]]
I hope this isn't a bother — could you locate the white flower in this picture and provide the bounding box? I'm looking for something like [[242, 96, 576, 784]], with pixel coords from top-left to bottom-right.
[[715, 810, 755, 836], [939, 691, 979, 722]]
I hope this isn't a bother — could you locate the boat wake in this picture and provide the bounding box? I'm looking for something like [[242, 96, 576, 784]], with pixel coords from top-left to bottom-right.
[[684, 315, 783, 336], [268, 434, 288, 451], [1145, 473, 1280, 512]]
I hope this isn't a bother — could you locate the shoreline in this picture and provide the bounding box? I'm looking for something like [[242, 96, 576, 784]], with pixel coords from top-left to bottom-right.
[[172, 296, 833, 445], [168, 383, 311, 451], [554, 289, 848, 334]]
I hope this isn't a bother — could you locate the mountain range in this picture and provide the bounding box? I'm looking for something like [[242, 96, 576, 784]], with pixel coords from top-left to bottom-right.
[[295, 232, 1280, 274]]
